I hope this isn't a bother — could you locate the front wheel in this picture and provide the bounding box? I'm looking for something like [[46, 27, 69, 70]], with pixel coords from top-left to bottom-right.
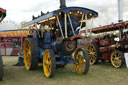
[[110, 50, 123, 68], [43, 49, 56, 78], [73, 48, 90, 74]]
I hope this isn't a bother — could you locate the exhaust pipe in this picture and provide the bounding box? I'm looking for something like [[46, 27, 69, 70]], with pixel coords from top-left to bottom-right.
[[60, 0, 66, 8], [118, 0, 123, 22], [118, 0, 123, 39]]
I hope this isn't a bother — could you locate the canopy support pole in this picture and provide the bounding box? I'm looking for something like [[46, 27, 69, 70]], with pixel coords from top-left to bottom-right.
[[65, 13, 68, 38], [80, 14, 85, 29], [68, 13, 75, 35], [57, 15, 64, 38]]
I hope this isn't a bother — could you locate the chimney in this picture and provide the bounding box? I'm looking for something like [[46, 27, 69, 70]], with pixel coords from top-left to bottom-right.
[[118, 0, 123, 22], [60, 0, 66, 8], [118, 0, 123, 39]]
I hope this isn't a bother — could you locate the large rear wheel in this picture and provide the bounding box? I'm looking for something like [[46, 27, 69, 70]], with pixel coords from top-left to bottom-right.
[[24, 38, 38, 70], [85, 43, 100, 65], [111, 50, 123, 68], [0, 52, 3, 81], [43, 49, 56, 78], [73, 48, 90, 74]]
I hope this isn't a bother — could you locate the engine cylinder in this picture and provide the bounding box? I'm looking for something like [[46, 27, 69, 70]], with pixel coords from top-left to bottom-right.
[[54, 40, 76, 55]]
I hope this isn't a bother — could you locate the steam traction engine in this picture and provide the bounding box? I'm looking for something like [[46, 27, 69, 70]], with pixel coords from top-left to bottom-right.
[[85, 21, 128, 68], [0, 7, 6, 81], [22, 0, 98, 78]]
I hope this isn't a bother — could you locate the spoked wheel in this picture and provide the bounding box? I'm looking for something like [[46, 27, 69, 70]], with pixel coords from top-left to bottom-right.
[[111, 50, 123, 68], [24, 38, 38, 70], [43, 49, 56, 78], [0, 52, 3, 81], [74, 48, 90, 74], [85, 43, 100, 65]]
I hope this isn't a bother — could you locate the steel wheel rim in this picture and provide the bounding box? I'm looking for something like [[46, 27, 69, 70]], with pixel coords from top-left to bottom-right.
[[74, 49, 86, 74], [24, 39, 32, 70], [85, 44, 96, 65], [43, 50, 52, 77], [111, 51, 122, 68]]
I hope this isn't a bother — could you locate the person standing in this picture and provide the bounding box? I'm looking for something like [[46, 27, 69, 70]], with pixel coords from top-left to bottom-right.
[[13, 47, 24, 66]]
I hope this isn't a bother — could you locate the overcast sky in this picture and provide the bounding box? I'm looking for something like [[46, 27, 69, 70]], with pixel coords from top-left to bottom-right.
[[0, 0, 128, 29]]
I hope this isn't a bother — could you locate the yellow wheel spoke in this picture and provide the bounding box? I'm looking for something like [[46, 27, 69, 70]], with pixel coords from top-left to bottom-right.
[[80, 59, 86, 64], [47, 58, 51, 65], [46, 64, 51, 73]]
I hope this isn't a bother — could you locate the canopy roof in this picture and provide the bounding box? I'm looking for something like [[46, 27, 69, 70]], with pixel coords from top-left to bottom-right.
[[91, 21, 128, 34], [22, 7, 98, 28]]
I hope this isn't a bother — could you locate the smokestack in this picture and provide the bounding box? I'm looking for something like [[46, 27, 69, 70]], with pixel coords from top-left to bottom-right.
[[60, 0, 66, 8], [118, 0, 123, 22], [118, 0, 123, 40]]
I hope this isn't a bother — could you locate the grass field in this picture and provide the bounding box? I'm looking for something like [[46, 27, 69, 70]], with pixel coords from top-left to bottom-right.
[[0, 56, 128, 85]]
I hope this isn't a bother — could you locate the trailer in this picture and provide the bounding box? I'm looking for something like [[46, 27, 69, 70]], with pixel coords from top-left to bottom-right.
[[85, 21, 128, 68]]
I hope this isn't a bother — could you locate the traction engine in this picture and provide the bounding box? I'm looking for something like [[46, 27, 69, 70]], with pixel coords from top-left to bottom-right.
[[22, 0, 98, 78]]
